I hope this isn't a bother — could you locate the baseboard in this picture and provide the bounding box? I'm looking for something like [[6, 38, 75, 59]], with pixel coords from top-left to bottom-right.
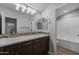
[[48, 51, 54, 55]]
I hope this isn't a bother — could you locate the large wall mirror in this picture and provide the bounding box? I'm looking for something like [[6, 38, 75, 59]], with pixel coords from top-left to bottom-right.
[[5, 17, 17, 34], [37, 17, 49, 30]]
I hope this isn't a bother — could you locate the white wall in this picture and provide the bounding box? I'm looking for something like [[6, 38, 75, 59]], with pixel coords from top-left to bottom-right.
[[0, 5, 32, 34]]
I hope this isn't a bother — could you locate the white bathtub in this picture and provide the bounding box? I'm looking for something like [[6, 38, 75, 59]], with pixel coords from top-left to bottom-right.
[[57, 36, 79, 53]]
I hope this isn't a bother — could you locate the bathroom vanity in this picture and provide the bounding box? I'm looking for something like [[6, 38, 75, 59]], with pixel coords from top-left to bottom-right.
[[0, 33, 49, 55]]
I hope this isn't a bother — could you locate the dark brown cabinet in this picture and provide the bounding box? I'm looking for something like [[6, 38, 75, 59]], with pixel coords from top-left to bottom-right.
[[32, 36, 49, 55], [40, 37, 49, 54], [32, 39, 40, 55], [0, 36, 49, 55], [18, 40, 32, 55], [5, 43, 22, 55], [33, 36, 49, 55], [0, 47, 5, 55]]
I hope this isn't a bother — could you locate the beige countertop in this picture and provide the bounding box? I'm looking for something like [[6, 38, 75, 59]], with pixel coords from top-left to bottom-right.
[[0, 33, 49, 47]]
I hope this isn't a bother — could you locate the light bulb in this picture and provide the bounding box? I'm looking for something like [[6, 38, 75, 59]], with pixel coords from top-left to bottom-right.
[[30, 9, 36, 15], [16, 4, 20, 11], [22, 6, 26, 12], [27, 7, 32, 12], [26, 9, 30, 14], [26, 7, 32, 14]]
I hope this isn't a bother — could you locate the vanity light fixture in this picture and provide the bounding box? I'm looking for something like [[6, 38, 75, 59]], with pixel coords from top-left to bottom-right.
[[26, 9, 30, 14], [30, 9, 36, 15], [21, 5, 26, 12], [13, 3, 20, 11], [26, 7, 31, 14], [16, 4, 20, 11], [26, 7, 36, 15], [12, 3, 36, 15], [27, 7, 32, 13], [42, 16, 51, 24]]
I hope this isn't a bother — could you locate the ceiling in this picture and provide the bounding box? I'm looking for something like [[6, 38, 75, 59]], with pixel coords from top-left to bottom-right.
[[28, 3, 64, 12], [28, 3, 51, 12]]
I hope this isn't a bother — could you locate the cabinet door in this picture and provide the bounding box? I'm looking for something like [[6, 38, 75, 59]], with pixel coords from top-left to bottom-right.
[[0, 47, 5, 55], [32, 39, 40, 55], [39, 36, 49, 55], [18, 41, 32, 55], [5, 43, 22, 55]]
